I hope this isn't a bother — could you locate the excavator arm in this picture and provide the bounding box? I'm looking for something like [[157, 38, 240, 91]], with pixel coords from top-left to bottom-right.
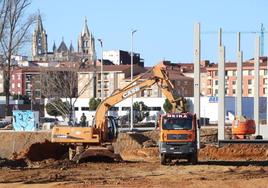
[[95, 65, 186, 141]]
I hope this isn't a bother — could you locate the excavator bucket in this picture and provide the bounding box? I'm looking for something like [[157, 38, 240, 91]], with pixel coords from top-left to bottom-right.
[[71, 147, 123, 163]]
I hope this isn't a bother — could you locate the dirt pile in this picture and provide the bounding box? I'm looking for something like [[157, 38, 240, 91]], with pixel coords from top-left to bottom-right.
[[199, 144, 268, 161], [0, 131, 51, 159], [13, 140, 68, 161]]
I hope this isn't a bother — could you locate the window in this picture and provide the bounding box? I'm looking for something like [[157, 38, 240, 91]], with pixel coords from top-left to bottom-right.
[[122, 107, 130, 111], [12, 75, 15, 80], [248, 79, 252, 85], [225, 88, 228, 94], [264, 69, 267, 75], [215, 89, 218, 95], [233, 89, 236, 94], [263, 88, 267, 94], [248, 70, 253, 75], [264, 78, 267, 84], [81, 107, 90, 111], [148, 107, 161, 111], [17, 83, 21, 88], [248, 89, 252, 94], [12, 83, 15, 88], [110, 107, 119, 111], [232, 80, 236, 85], [215, 80, 218, 85], [215, 71, 218, 76], [74, 107, 79, 111], [225, 71, 228, 76], [232, 70, 237, 76]]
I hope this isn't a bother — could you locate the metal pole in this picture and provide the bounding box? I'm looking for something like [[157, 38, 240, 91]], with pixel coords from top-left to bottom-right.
[[254, 35, 260, 135], [194, 23, 201, 149], [130, 29, 137, 131], [98, 39, 103, 99], [218, 28, 225, 141]]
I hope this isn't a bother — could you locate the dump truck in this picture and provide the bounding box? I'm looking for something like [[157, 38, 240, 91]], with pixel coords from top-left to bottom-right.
[[159, 112, 199, 165], [51, 64, 186, 162]]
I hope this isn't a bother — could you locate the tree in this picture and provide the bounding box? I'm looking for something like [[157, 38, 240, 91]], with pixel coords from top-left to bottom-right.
[[89, 97, 101, 110], [132, 101, 149, 123], [163, 98, 173, 113], [0, 0, 36, 116], [45, 98, 69, 119], [163, 97, 187, 113], [40, 66, 95, 124]]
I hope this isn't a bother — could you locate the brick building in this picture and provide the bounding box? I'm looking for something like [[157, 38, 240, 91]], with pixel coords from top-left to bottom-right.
[[206, 57, 268, 97]]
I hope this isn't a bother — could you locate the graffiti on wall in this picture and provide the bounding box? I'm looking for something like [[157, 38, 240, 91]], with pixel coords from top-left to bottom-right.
[[13, 110, 37, 131]]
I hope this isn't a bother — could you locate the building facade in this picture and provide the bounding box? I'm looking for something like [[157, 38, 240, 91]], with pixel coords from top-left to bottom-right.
[[10, 67, 41, 99], [77, 63, 194, 100], [78, 65, 147, 99], [103, 50, 144, 67], [206, 59, 268, 97]]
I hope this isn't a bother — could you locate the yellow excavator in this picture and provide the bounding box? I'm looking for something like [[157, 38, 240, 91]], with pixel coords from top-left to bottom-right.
[[51, 64, 186, 162]]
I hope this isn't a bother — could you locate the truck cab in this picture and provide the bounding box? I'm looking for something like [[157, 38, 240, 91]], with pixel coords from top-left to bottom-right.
[[159, 112, 198, 165]]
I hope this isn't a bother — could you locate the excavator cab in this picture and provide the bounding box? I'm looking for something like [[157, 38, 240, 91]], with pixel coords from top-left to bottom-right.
[[107, 116, 118, 141]]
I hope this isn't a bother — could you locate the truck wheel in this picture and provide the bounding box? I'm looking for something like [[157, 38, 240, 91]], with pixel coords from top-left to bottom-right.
[[160, 154, 166, 165], [188, 153, 198, 165]]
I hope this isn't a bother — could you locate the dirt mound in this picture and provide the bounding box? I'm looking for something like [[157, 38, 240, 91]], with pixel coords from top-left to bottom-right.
[[199, 144, 268, 161], [14, 140, 68, 161], [121, 147, 159, 161]]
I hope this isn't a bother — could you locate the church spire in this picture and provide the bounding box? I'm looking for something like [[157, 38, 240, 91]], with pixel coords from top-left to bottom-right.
[[52, 41, 57, 52], [36, 11, 44, 31], [69, 41, 74, 52], [82, 17, 90, 36]]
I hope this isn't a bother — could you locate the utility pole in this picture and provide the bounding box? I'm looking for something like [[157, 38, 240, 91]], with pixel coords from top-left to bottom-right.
[[130, 29, 137, 131], [97, 39, 103, 99]]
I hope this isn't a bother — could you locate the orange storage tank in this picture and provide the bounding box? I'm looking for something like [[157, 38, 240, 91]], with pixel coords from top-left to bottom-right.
[[232, 116, 256, 139]]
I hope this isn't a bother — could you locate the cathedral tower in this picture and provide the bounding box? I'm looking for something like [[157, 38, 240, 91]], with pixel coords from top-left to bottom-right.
[[32, 14, 47, 59], [78, 18, 96, 61]]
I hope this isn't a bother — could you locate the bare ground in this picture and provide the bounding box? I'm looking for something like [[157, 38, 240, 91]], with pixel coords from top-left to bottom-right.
[[1, 129, 268, 187]]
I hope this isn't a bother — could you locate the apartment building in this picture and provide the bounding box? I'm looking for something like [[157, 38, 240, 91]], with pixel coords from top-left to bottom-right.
[[206, 58, 268, 97], [10, 67, 41, 98], [78, 62, 194, 99], [78, 64, 147, 99]]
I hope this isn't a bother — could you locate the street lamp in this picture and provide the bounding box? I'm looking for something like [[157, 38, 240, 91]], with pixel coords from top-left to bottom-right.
[[130, 29, 137, 131], [97, 39, 103, 99]]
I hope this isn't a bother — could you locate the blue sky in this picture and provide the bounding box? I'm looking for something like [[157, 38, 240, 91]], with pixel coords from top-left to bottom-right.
[[28, 0, 268, 66]]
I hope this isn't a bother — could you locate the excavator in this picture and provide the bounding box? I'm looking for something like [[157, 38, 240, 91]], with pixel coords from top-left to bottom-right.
[[51, 64, 187, 162]]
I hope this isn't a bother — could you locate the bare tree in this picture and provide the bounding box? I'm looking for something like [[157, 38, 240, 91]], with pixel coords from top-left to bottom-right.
[[0, 0, 35, 116], [40, 66, 94, 124]]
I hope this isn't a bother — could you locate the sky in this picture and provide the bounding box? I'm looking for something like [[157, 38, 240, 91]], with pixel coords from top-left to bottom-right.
[[27, 0, 268, 66]]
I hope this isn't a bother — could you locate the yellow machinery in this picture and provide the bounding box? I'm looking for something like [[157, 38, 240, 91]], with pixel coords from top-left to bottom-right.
[[51, 64, 186, 162]]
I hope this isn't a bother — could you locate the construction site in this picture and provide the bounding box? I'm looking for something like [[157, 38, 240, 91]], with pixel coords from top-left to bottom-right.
[[1, 1, 268, 187], [1, 57, 268, 187], [0, 129, 268, 188]]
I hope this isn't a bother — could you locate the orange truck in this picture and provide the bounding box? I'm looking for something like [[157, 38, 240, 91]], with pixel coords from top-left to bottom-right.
[[159, 112, 198, 165]]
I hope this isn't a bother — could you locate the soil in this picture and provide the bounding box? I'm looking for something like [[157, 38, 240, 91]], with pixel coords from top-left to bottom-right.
[[1, 128, 268, 187]]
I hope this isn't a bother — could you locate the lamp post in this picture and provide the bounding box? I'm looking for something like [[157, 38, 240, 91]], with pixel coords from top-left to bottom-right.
[[97, 39, 103, 99], [130, 29, 137, 131]]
